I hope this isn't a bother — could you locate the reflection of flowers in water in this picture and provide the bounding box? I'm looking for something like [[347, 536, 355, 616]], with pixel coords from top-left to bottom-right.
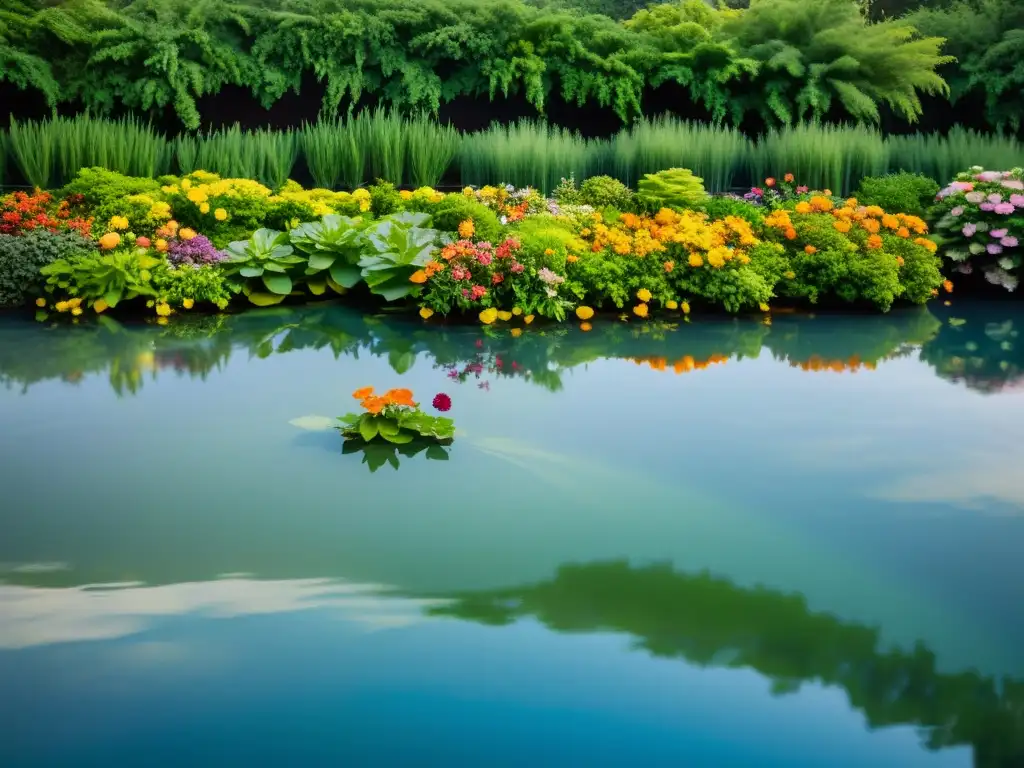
[[789, 354, 878, 373], [438, 349, 527, 391], [628, 354, 729, 374]]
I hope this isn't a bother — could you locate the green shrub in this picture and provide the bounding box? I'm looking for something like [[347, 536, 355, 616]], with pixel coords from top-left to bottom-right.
[[154, 265, 233, 310], [579, 175, 634, 210], [430, 196, 504, 242], [552, 175, 583, 205], [854, 173, 940, 217], [0, 230, 96, 307], [698, 196, 765, 227], [637, 168, 707, 211], [510, 216, 588, 271], [60, 167, 162, 209], [369, 180, 402, 217]]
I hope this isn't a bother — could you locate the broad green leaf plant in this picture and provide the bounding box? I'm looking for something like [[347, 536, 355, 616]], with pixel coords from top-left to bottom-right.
[[223, 227, 305, 305], [339, 386, 455, 446]]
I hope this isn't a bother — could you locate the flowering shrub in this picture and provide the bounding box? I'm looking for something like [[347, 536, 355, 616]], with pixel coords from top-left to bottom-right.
[[933, 167, 1024, 290], [763, 196, 942, 310], [463, 184, 547, 223], [1, 190, 92, 236], [417, 235, 571, 321], [743, 173, 816, 208], [568, 208, 773, 313], [338, 386, 455, 444], [166, 233, 226, 266]]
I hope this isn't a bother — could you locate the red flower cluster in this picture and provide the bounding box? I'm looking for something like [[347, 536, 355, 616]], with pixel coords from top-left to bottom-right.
[[432, 393, 452, 412], [0, 190, 92, 236]]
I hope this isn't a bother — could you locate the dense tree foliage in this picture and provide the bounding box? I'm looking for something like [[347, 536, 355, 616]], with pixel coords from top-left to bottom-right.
[[0, 0, 997, 133]]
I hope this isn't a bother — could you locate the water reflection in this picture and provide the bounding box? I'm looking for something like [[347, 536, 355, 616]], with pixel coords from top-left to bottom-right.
[[6, 300, 1023, 396], [428, 560, 1024, 768]]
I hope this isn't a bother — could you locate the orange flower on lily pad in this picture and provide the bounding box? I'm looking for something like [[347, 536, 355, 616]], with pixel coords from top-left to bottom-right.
[[353, 386, 375, 399], [383, 388, 417, 407], [361, 396, 386, 415]]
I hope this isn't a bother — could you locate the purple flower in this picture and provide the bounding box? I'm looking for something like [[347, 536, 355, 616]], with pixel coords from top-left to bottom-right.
[[988, 193, 1004, 204], [1002, 236, 1019, 248], [950, 206, 964, 217], [962, 223, 977, 236], [965, 192, 984, 203], [166, 234, 225, 266], [994, 203, 1015, 215], [1011, 194, 1024, 208], [987, 243, 1004, 255], [991, 228, 1008, 238], [977, 171, 1002, 182], [980, 203, 996, 211]]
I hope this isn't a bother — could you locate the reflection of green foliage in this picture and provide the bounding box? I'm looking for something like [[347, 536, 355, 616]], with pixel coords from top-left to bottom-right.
[[427, 560, 1024, 764], [919, 305, 1024, 394], [341, 438, 451, 473]]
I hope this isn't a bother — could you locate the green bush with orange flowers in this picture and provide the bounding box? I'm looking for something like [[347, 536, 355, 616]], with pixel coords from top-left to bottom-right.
[[762, 196, 944, 310]]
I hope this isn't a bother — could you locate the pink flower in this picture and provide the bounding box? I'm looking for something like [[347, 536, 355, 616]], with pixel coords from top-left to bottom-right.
[[1001, 179, 1024, 190], [987, 243, 1004, 255], [994, 203, 1015, 215], [492, 273, 504, 285], [962, 223, 977, 236], [965, 192, 984, 203], [510, 262, 525, 274], [988, 193, 1003, 204], [796, 186, 809, 194], [951, 206, 964, 217], [1011, 194, 1024, 207], [452, 266, 471, 281], [991, 229, 1008, 238], [476, 252, 492, 265], [980, 203, 996, 211], [470, 285, 487, 300], [1002, 236, 1019, 247], [977, 172, 1002, 182], [432, 393, 452, 412]]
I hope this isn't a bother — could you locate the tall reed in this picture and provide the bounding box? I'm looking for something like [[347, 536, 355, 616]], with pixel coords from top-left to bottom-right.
[[611, 116, 750, 193], [749, 123, 888, 194], [254, 127, 299, 189], [460, 120, 597, 194], [301, 119, 344, 189], [8, 116, 57, 188], [886, 128, 1024, 183], [360, 107, 405, 186], [406, 114, 460, 187]]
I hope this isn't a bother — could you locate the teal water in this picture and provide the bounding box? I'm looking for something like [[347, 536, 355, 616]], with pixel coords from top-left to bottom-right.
[[1, 301, 1022, 766]]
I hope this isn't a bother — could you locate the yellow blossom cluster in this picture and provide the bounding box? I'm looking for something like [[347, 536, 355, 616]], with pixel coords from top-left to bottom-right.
[[581, 208, 759, 268]]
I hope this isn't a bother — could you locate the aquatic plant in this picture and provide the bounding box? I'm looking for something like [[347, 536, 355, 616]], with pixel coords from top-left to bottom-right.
[[338, 386, 455, 444]]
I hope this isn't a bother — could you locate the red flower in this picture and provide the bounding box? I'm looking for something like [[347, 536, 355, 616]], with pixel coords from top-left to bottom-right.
[[492, 273, 504, 285], [432, 393, 452, 412]]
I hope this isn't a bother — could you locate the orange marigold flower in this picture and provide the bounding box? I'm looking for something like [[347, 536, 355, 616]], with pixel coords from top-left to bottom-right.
[[795, 202, 812, 214], [862, 218, 881, 234], [833, 220, 852, 233], [784, 228, 797, 240], [804, 245, 817, 254], [441, 245, 457, 261], [663, 260, 674, 273], [914, 237, 938, 253], [458, 219, 475, 238], [809, 196, 833, 212], [896, 256, 905, 267], [688, 252, 703, 267], [566, 254, 579, 263], [361, 396, 386, 415], [896, 227, 910, 238], [425, 260, 444, 277], [865, 205, 884, 218], [943, 279, 953, 293], [784, 173, 795, 183], [633, 303, 649, 318], [867, 234, 883, 249], [765, 177, 776, 187], [882, 214, 900, 230], [409, 270, 428, 284], [383, 388, 417, 407], [845, 197, 858, 208], [353, 387, 374, 399]]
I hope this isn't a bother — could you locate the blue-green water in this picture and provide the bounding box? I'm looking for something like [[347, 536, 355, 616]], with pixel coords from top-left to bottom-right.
[[1, 301, 1022, 767]]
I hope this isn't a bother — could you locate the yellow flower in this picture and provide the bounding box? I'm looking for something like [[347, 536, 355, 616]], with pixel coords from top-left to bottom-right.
[[108, 215, 129, 230], [99, 232, 121, 250], [67, 297, 82, 309], [633, 303, 649, 318], [155, 302, 172, 317], [681, 301, 690, 315], [566, 254, 578, 263], [214, 208, 228, 221], [759, 303, 770, 312], [784, 270, 796, 280], [55, 301, 69, 313], [636, 288, 652, 302], [157, 316, 169, 325], [35, 298, 46, 307], [187, 188, 208, 204], [575, 306, 595, 320], [524, 314, 535, 324], [409, 270, 428, 284], [463, 186, 474, 196], [688, 252, 703, 267], [511, 307, 523, 316], [579, 322, 592, 332], [544, 248, 555, 256], [199, 202, 210, 214], [182, 298, 195, 310], [511, 328, 523, 337], [352, 188, 370, 200], [178, 228, 197, 240], [458, 219, 475, 239], [155, 238, 168, 252], [666, 300, 678, 310], [400, 190, 413, 200], [479, 307, 499, 325], [497, 310, 513, 321], [795, 202, 812, 214], [93, 298, 108, 313], [180, 178, 192, 191], [419, 307, 434, 320], [71, 307, 83, 316]]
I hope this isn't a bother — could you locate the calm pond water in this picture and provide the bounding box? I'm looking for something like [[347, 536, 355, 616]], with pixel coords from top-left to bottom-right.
[[1, 300, 1023, 767]]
